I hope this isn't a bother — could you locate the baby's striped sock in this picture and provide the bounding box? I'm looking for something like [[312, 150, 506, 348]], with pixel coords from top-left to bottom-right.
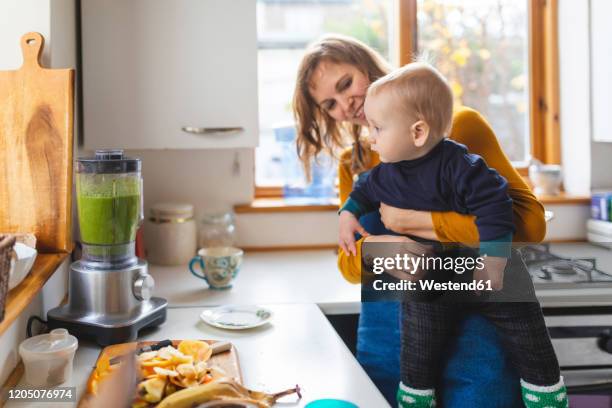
[[396, 382, 436, 408], [521, 377, 568, 408]]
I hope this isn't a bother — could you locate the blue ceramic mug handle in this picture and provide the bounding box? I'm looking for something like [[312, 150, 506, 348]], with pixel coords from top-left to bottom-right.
[[189, 256, 209, 283]]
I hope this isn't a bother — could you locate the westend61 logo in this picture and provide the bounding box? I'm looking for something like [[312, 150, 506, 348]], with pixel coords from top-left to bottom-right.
[[371, 253, 486, 275], [370, 277, 494, 292]]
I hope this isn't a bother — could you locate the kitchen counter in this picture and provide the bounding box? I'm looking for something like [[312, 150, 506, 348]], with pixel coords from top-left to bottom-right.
[[149, 250, 362, 315], [5, 304, 389, 407], [150, 246, 612, 311]]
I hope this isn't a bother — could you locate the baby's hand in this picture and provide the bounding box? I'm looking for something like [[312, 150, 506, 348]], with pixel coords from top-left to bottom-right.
[[474, 256, 507, 291], [339, 211, 369, 256]]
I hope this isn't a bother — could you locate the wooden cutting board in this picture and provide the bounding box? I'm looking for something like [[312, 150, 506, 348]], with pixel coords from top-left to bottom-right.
[[0, 32, 74, 253], [78, 340, 242, 408]]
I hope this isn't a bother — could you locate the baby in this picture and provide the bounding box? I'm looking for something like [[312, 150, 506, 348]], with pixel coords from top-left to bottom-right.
[[338, 62, 567, 408]]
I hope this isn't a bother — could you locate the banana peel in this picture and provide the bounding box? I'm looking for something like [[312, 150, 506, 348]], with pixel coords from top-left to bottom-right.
[[155, 377, 301, 408]]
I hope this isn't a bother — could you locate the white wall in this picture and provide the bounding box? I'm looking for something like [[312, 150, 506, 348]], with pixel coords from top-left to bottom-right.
[[0, 0, 76, 70], [588, 0, 612, 189], [559, 0, 612, 192], [0, 0, 52, 68], [558, 0, 591, 195]]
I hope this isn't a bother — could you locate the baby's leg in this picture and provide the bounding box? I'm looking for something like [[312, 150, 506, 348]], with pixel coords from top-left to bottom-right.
[[481, 302, 568, 408], [398, 301, 458, 407]]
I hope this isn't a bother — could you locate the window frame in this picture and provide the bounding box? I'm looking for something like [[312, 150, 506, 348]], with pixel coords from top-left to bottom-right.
[[254, 0, 560, 197]]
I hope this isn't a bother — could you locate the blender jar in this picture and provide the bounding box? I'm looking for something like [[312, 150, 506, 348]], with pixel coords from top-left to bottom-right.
[[76, 149, 143, 268]]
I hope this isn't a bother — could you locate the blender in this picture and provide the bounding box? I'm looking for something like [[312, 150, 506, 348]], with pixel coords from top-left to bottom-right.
[[48, 149, 167, 345]]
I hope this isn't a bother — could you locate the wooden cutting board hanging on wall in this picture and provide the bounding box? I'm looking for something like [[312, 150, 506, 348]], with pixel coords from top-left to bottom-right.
[[0, 32, 74, 253]]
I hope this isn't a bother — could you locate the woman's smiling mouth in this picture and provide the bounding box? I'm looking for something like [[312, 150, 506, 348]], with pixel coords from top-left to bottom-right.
[[354, 104, 365, 120]]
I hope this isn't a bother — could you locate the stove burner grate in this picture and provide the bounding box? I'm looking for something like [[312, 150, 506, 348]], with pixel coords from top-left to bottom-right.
[[519, 244, 612, 284]]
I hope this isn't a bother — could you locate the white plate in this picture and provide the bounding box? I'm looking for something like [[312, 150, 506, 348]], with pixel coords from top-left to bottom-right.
[[9, 243, 37, 290], [200, 305, 273, 330]]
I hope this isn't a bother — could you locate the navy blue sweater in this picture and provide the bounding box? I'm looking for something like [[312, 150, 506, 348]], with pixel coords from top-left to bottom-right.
[[344, 139, 514, 249]]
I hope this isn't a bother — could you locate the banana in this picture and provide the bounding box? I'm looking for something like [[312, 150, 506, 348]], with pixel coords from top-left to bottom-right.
[[155, 377, 301, 408]]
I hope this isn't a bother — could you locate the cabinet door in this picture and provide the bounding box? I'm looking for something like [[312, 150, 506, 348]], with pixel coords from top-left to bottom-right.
[[591, 0, 612, 142], [82, 0, 258, 149]]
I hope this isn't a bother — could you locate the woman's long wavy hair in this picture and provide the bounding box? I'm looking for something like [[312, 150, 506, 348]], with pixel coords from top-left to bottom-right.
[[292, 34, 391, 178]]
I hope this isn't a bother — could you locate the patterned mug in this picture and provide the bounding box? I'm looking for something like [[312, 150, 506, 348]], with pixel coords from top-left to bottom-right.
[[189, 247, 243, 289]]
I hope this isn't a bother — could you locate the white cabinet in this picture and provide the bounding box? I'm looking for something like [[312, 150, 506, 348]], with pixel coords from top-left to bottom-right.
[[81, 0, 258, 150], [591, 0, 612, 142]]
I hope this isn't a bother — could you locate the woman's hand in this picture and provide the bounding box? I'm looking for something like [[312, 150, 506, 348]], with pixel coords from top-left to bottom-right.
[[379, 203, 437, 240]]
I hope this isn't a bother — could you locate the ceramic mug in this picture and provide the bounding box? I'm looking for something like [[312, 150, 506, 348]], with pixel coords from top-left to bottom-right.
[[189, 247, 243, 289]]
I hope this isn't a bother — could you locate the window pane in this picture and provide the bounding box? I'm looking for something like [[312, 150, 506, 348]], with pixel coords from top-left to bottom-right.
[[417, 0, 529, 162], [256, 0, 395, 188]]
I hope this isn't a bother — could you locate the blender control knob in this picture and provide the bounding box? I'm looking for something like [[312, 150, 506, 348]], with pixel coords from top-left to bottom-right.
[[133, 274, 155, 301]]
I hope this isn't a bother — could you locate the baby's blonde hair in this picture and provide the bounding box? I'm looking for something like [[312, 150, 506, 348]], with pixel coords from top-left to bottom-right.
[[368, 62, 453, 140]]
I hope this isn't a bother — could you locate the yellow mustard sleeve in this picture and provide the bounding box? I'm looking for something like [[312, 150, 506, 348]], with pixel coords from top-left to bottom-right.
[[337, 237, 365, 284], [336, 148, 363, 284], [436, 107, 547, 244], [431, 211, 478, 243]]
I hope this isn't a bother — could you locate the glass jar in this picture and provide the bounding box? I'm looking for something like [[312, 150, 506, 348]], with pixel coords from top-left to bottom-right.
[[145, 203, 197, 265], [199, 212, 236, 248]]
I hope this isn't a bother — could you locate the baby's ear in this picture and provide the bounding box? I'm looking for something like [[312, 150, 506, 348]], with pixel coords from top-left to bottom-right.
[[411, 120, 430, 147]]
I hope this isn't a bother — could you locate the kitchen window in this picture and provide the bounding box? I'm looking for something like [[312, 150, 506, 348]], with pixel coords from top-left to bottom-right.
[[255, 0, 559, 197], [255, 0, 397, 197]]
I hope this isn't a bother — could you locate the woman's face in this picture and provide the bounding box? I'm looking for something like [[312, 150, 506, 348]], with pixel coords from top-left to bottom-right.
[[308, 61, 370, 126]]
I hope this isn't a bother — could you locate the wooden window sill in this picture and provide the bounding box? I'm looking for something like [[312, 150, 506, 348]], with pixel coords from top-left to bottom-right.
[[235, 198, 340, 214], [0, 252, 70, 337], [536, 193, 590, 205], [236, 193, 589, 215]]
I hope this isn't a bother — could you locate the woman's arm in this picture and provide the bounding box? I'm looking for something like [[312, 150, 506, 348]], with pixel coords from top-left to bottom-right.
[[378, 203, 439, 241]]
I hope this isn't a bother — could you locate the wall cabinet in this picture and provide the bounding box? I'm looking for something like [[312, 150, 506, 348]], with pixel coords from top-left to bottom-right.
[[591, 0, 612, 142], [81, 0, 258, 150]]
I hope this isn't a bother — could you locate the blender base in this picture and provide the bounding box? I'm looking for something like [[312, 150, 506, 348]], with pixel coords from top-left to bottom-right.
[[47, 297, 167, 346]]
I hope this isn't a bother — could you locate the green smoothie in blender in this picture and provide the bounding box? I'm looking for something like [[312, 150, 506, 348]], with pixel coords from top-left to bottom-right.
[[77, 176, 141, 245]]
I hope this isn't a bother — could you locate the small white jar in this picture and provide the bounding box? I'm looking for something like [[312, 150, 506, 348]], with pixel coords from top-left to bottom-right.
[[19, 328, 78, 387], [145, 203, 197, 265]]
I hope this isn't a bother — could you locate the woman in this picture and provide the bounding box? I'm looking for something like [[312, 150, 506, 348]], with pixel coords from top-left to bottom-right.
[[293, 35, 546, 407]]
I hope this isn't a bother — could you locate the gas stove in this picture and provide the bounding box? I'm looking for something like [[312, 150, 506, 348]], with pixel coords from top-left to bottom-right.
[[519, 243, 612, 392], [520, 243, 612, 290]]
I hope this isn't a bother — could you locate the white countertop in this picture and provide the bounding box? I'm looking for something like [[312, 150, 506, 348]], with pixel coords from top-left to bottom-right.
[[149, 247, 612, 311], [7, 304, 389, 408], [149, 250, 362, 315]]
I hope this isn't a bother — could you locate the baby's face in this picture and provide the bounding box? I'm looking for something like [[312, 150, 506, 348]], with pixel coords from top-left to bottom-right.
[[364, 91, 419, 163]]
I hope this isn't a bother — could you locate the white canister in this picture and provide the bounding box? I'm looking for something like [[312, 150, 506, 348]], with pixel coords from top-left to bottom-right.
[[19, 328, 78, 387], [145, 203, 197, 265]]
